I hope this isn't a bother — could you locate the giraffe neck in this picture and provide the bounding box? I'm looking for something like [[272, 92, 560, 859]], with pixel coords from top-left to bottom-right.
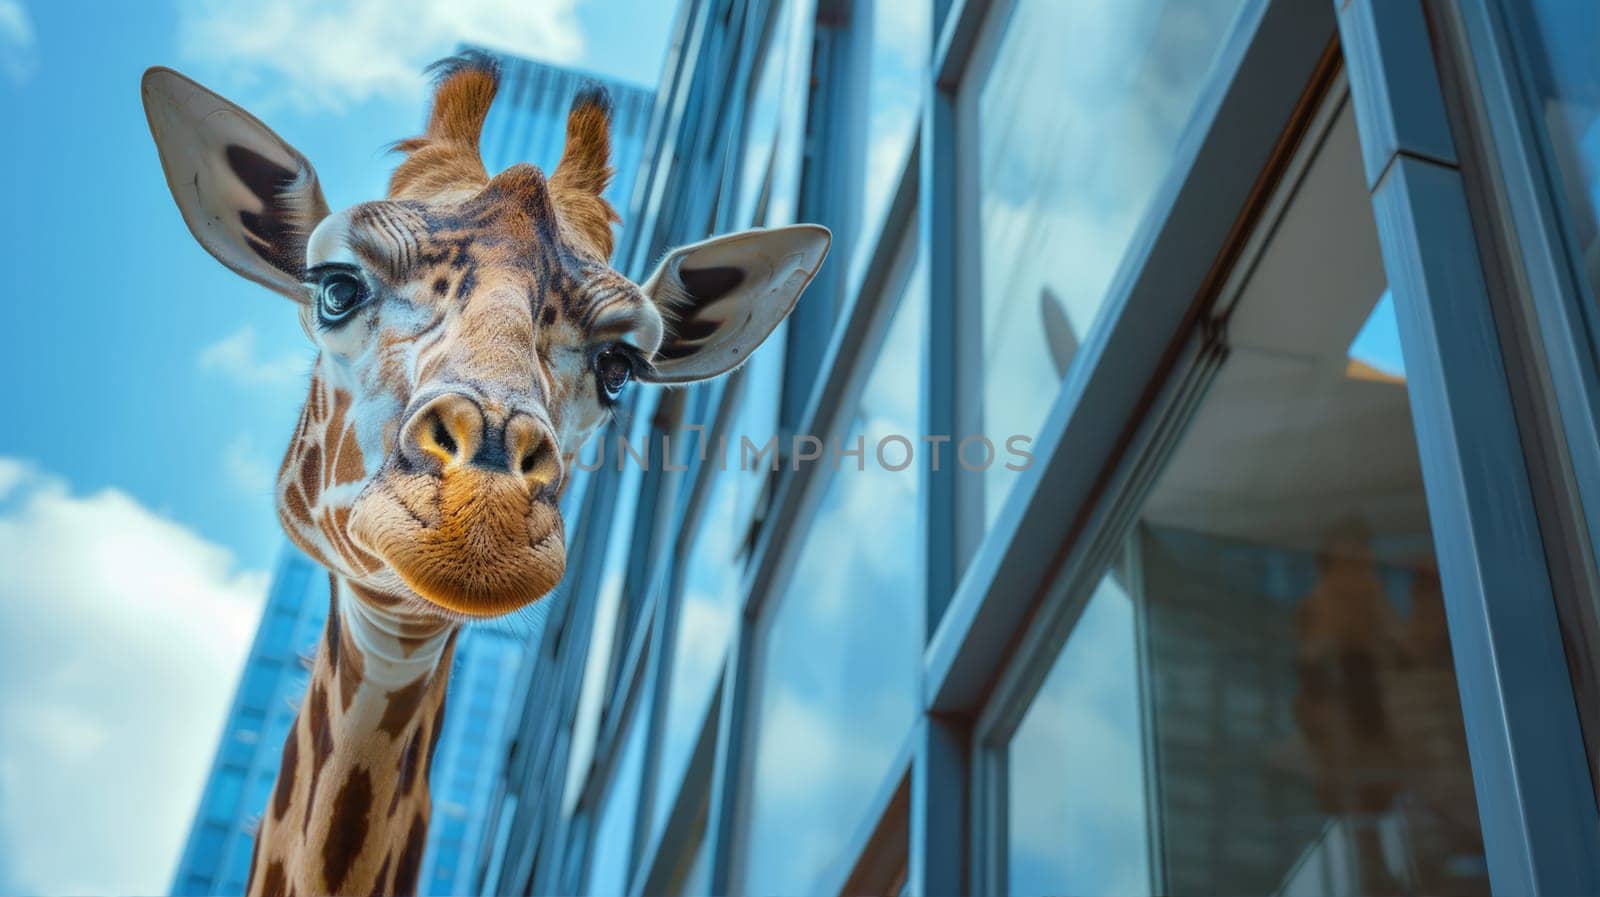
[[247, 576, 459, 897]]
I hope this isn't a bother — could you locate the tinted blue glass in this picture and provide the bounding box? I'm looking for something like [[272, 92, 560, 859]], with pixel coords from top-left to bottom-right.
[[193, 823, 227, 867], [206, 767, 245, 820], [1004, 106, 1488, 895], [1008, 576, 1148, 896], [652, 340, 787, 841], [852, 0, 928, 275], [1508, 0, 1600, 299], [565, 404, 654, 818], [239, 661, 280, 712], [738, 237, 926, 894], [585, 696, 649, 896], [970, 0, 1245, 529]]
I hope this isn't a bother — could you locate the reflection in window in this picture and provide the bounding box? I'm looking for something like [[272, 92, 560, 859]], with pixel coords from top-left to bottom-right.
[[766, 0, 815, 227], [738, 237, 926, 895], [1507, 0, 1600, 297], [1008, 574, 1149, 897], [585, 694, 648, 897], [663, 788, 712, 897], [851, 0, 929, 273], [1004, 99, 1489, 896], [970, 0, 1244, 527], [653, 337, 787, 842], [736, 0, 811, 226], [563, 403, 655, 818]]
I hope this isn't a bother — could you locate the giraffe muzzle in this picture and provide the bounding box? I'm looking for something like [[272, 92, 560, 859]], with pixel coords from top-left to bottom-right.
[[345, 392, 567, 617]]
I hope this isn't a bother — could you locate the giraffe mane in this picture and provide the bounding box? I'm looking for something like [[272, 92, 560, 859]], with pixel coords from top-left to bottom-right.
[[387, 51, 500, 201]]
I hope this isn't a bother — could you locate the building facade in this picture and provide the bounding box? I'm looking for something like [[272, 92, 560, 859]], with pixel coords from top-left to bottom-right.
[[474, 1, 1600, 896], [169, 53, 654, 897], [169, 547, 329, 897]]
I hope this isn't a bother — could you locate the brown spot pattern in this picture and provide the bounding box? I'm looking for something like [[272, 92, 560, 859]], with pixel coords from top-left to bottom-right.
[[378, 674, 429, 739], [391, 812, 426, 897], [334, 426, 365, 485], [324, 587, 341, 672], [283, 482, 314, 527], [389, 731, 421, 816], [337, 618, 367, 712], [425, 692, 448, 778], [368, 853, 393, 897], [302, 681, 334, 835], [299, 443, 322, 501], [321, 767, 375, 895], [260, 860, 287, 897], [271, 718, 299, 821]]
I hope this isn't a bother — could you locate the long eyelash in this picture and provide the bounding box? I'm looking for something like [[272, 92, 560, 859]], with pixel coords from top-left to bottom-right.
[[301, 261, 361, 286], [615, 344, 655, 380], [592, 343, 651, 407]]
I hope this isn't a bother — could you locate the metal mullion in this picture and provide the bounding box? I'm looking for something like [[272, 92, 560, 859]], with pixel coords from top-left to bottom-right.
[[1440, 0, 1600, 796], [1339, 0, 1600, 890], [915, 0, 970, 889], [924, 0, 1336, 716]]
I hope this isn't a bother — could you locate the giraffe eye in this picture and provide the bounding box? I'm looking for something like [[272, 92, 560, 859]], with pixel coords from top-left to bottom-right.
[[591, 344, 637, 404], [313, 269, 369, 324]]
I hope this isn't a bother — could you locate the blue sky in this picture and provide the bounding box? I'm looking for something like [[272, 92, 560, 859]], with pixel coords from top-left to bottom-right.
[[0, 1, 674, 893]]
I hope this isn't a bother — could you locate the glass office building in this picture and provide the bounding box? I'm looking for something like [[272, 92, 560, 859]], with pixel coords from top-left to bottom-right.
[[169, 547, 329, 896], [473, 1, 1600, 896], [169, 53, 654, 897]]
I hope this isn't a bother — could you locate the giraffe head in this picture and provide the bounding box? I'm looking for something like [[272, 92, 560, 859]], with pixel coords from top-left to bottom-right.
[[142, 54, 829, 619]]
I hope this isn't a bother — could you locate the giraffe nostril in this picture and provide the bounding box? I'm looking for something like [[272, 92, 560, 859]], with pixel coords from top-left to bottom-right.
[[401, 393, 484, 469], [506, 415, 561, 491], [431, 416, 457, 458]]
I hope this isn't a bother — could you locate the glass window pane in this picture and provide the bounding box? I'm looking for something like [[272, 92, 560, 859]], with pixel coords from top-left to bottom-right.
[[584, 693, 649, 897], [1008, 575, 1149, 897], [663, 789, 712, 897], [653, 338, 787, 843], [969, 0, 1245, 528], [1506, 0, 1600, 298], [737, 235, 926, 894], [736, 0, 811, 226], [1004, 100, 1489, 897], [563, 404, 655, 817], [767, 0, 816, 227], [205, 767, 246, 821], [851, 0, 930, 272]]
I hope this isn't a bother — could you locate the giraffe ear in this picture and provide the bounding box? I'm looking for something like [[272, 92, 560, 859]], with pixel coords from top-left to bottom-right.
[[142, 67, 329, 303], [640, 224, 831, 383]]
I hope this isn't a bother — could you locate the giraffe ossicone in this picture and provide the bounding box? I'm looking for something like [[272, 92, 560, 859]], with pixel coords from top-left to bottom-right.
[[142, 52, 828, 897]]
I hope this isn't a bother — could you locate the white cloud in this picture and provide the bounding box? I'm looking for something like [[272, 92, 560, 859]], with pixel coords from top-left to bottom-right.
[[0, 459, 268, 895], [224, 434, 280, 496], [0, 0, 37, 84], [175, 0, 586, 112], [198, 325, 309, 387], [0, 457, 24, 499], [1007, 579, 1151, 895]]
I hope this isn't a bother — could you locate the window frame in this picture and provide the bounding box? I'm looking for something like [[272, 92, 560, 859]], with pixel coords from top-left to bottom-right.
[[1430, 0, 1600, 802], [719, 176, 926, 895], [966, 76, 1355, 895], [915, 5, 1342, 889]]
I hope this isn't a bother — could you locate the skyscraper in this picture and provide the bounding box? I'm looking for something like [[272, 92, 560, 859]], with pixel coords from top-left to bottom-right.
[[477, 51, 654, 211], [169, 49, 655, 897], [169, 547, 328, 897]]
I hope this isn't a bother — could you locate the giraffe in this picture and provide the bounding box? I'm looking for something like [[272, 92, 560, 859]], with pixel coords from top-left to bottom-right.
[[141, 52, 829, 897]]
